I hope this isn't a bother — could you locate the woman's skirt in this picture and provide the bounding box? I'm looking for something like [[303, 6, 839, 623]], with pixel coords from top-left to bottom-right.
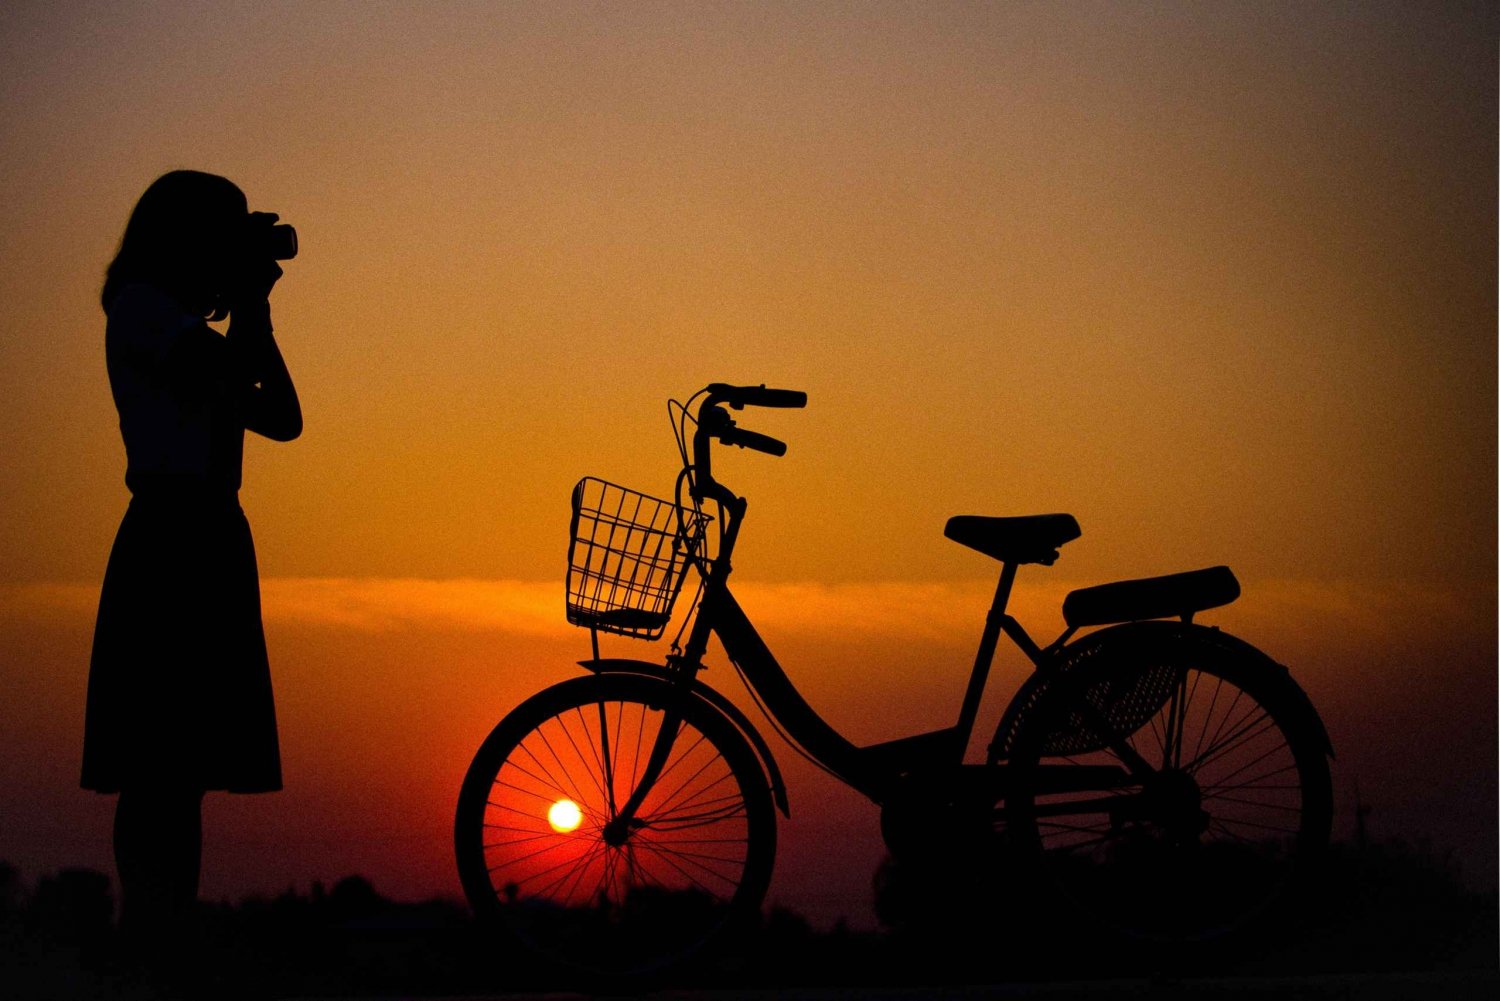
[[81, 491, 282, 793]]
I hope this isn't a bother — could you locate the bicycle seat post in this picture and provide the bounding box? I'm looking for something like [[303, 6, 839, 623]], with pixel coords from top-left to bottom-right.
[[955, 562, 1020, 745]]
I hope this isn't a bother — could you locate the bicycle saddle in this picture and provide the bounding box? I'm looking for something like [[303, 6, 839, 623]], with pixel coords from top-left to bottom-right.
[[944, 514, 1082, 565]]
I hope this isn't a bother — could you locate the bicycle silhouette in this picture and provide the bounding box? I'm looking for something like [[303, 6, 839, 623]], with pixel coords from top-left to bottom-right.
[[455, 383, 1333, 976]]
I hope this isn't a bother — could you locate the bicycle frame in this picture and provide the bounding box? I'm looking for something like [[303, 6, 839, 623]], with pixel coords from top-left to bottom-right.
[[598, 387, 1141, 828], [593, 390, 1122, 813], [672, 480, 1137, 805]]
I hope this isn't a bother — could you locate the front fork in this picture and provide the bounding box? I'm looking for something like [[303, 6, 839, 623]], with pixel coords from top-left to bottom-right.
[[598, 656, 700, 843], [600, 707, 684, 845]]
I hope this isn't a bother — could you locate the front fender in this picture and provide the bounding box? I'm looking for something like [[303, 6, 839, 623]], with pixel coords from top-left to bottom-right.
[[580, 658, 790, 817]]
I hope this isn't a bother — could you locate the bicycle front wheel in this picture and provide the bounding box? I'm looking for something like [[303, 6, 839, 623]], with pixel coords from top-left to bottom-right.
[[1004, 624, 1332, 941], [455, 674, 775, 977]]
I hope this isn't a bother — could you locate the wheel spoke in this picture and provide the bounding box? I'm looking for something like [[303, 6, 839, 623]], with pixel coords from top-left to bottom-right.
[[631, 842, 747, 868], [1161, 668, 1188, 768], [648, 750, 722, 814], [487, 835, 589, 874], [1209, 814, 1302, 836], [1196, 686, 1247, 770], [1208, 819, 1263, 847], [1191, 674, 1226, 766], [634, 832, 743, 892], [493, 776, 573, 811], [1040, 831, 1117, 855], [1149, 712, 1167, 759], [651, 802, 748, 825], [1036, 819, 1114, 835], [651, 730, 709, 790], [1200, 762, 1299, 795], [484, 829, 591, 850], [628, 701, 647, 800], [529, 730, 597, 819], [508, 745, 577, 807], [486, 793, 556, 815], [630, 834, 727, 897], [552, 841, 608, 907], [497, 836, 600, 887], [1201, 736, 1291, 783], [650, 764, 735, 821], [1184, 712, 1278, 775], [1179, 667, 1204, 766], [568, 705, 612, 808], [557, 709, 612, 810], [1205, 793, 1302, 813]]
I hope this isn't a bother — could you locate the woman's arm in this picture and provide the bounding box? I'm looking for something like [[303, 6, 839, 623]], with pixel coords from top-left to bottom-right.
[[227, 299, 302, 442]]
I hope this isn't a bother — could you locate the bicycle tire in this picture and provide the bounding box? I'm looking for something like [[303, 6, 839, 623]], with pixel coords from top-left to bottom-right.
[[1004, 623, 1332, 941], [455, 674, 776, 977]]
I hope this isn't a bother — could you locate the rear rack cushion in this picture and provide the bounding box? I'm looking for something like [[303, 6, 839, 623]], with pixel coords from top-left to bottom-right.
[[1062, 566, 1240, 628]]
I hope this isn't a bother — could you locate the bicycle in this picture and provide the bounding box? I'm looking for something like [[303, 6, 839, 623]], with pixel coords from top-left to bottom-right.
[[454, 382, 1333, 977]]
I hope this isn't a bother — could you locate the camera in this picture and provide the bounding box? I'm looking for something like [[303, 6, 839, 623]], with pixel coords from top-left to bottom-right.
[[247, 212, 298, 261]]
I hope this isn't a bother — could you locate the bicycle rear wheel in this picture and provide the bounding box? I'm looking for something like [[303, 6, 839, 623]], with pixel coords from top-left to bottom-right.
[[1004, 624, 1332, 940], [455, 674, 775, 977]]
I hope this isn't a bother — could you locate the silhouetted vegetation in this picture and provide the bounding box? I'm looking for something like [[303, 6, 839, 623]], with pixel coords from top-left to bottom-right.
[[0, 839, 1493, 999], [870, 834, 1497, 983]]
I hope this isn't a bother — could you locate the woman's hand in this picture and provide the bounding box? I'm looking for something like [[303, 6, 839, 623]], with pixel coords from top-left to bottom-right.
[[228, 259, 282, 314], [224, 210, 300, 441], [226, 212, 285, 312]]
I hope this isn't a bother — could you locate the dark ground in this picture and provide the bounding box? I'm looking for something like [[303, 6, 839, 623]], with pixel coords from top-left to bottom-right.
[[2, 838, 1495, 1000]]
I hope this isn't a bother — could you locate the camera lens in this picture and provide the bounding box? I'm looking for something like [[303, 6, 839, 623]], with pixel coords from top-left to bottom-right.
[[268, 224, 297, 261]]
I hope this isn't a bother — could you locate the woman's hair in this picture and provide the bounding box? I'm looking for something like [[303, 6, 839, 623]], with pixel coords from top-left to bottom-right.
[[102, 170, 249, 320]]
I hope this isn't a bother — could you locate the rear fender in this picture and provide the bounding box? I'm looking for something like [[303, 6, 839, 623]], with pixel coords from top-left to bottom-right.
[[1180, 622, 1334, 758], [991, 620, 1333, 762], [580, 658, 791, 817]]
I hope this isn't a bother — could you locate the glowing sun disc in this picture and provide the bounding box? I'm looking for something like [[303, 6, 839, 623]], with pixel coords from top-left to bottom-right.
[[548, 799, 582, 833]]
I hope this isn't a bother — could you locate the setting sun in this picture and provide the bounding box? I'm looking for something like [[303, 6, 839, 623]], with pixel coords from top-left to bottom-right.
[[547, 799, 583, 834]]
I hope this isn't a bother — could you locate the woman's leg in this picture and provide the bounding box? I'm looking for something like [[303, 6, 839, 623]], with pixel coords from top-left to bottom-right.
[[114, 787, 204, 946]]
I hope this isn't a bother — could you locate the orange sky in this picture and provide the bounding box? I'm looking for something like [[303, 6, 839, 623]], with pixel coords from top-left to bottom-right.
[[0, 2, 1495, 925]]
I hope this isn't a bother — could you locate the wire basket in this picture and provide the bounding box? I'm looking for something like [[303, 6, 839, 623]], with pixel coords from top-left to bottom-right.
[[566, 477, 709, 639]]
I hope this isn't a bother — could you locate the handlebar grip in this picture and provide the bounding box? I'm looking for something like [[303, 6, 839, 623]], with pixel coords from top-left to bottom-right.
[[706, 383, 808, 409], [741, 387, 806, 408], [720, 426, 788, 456]]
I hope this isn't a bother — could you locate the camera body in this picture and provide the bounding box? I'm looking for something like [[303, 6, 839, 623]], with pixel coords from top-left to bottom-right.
[[247, 212, 298, 261]]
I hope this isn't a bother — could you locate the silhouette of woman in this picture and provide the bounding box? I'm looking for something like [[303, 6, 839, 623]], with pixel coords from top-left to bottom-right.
[[81, 171, 301, 948]]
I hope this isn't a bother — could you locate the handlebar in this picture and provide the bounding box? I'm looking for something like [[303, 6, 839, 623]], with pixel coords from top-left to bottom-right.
[[705, 383, 808, 410], [684, 384, 804, 503], [680, 383, 804, 562], [719, 426, 788, 456]]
